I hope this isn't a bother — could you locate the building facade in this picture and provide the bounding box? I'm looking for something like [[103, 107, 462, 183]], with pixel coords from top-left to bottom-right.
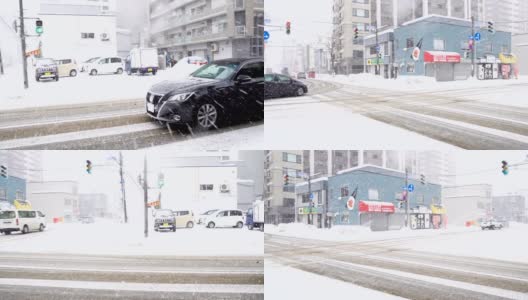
[[149, 0, 264, 61], [492, 195, 527, 223], [513, 33, 528, 75], [27, 181, 80, 223], [79, 193, 109, 218], [327, 166, 442, 227], [295, 177, 329, 228], [442, 184, 492, 225], [264, 151, 303, 224], [38, 0, 118, 62]]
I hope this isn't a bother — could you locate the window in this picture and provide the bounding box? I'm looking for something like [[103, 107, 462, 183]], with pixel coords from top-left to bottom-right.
[[341, 214, 349, 223], [364, 150, 382, 166], [283, 153, 301, 163], [368, 189, 379, 200], [353, 50, 363, 58], [283, 185, 294, 193], [29, 211, 36, 218], [277, 74, 290, 82], [406, 62, 415, 73], [406, 38, 414, 48], [200, 184, 213, 191], [218, 210, 229, 217], [111, 57, 121, 63], [352, 8, 369, 17], [0, 211, 15, 219], [352, 0, 369, 3], [301, 193, 311, 203], [433, 39, 445, 51], [230, 210, 242, 216], [283, 168, 301, 178], [283, 198, 295, 207], [38, 211, 45, 217], [340, 186, 349, 197], [370, 46, 378, 55], [237, 62, 264, 79]]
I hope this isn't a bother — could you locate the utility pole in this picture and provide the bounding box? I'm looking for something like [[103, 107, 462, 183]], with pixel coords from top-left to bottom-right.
[[405, 167, 409, 228], [18, 0, 29, 89], [375, 23, 379, 76], [143, 155, 148, 238], [0, 49, 4, 75], [471, 16, 476, 78], [308, 175, 312, 225], [119, 152, 128, 223]]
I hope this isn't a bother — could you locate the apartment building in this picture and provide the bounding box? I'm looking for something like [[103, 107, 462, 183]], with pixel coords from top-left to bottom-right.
[[149, 0, 264, 61], [264, 151, 303, 224]]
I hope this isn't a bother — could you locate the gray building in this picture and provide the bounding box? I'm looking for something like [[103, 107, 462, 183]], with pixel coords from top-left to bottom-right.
[[513, 33, 528, 75], [149, 0, 264, 61], [492, 195, 526, 223], [442, 184, 492, 226], [27, 181, 80, 223], [79, 193, 109, 218]]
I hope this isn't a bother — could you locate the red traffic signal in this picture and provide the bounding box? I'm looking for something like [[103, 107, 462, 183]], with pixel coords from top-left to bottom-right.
[[286, 21, 291, 35], [354, 27, 359, 39], [283, 174, 289, 185]]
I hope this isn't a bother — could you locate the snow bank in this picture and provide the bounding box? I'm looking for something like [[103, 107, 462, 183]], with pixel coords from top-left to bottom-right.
[[157, 58, 204, 81], [0, 221, 263, 256]]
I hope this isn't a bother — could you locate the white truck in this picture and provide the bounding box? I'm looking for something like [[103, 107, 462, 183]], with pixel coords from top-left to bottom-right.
[[246, 200, 264, 231], [127, 48, 159, 75]]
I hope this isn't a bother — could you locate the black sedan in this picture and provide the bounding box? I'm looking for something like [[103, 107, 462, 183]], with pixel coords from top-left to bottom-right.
[[146, 57, 263, 130], [264, 73, 308, 99]]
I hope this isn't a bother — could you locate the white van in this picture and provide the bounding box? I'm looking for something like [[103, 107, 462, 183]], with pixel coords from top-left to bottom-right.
[[0, 210, 46, 235], [88, 57, 124, 76], [205, 209, 244, 229]]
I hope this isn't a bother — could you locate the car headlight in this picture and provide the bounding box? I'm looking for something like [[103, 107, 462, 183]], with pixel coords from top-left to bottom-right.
[[167, 93, 194, 102]]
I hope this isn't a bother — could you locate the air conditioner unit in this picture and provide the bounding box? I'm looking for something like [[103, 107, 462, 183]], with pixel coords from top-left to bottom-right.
[[211, 43, 218, 52], [220, 184, 230, 193], [100, 33, 110, 41]]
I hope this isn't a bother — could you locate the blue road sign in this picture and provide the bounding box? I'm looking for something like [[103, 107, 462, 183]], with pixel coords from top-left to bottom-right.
[[408, 184, 415, 193], [263, 31, 270, 40], [376, 45, 381, 53], [474, 32, 481, 41], [309, 193, 314, 200]]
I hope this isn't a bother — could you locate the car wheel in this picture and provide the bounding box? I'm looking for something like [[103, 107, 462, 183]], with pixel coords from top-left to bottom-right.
[[55, 75, 59, 81], [39, 224, 45, 232], [236, 221, 243, 228], [207, 222, 215, 228], [4, 231, 11, 235], [296, 87, 305, 96], [195, 103, 219, 130], [90, 69, 98, 76], [35, 76, 40, 82], [22, 225, 29, 234], [127, 70, 132, 75], [186, 221, 194, 228], [260, 224, 264, 232], [172, 226, 176, 232], [153, 70, 157, 75], [70, 70, 77, 77], [248, 224, 254, 230], [116, 68, 123, 74]]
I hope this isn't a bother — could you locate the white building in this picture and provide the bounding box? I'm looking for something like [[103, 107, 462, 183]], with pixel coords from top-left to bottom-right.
[[485, 0, 528, 34], [0, 150, 44, 182], [442, 184, 492, 226], [37, 0, 118, 62], [27, 180, 80, 223]]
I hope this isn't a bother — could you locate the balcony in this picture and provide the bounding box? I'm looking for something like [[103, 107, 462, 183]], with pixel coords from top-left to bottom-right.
[[150, 0, 195, 20], [158, 31, 231, 48], [151, 5, 227, 35], [235, 25, 246, 37]]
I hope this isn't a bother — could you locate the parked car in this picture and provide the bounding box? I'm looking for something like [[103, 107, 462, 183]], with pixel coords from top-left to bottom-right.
[[35, 58, 59, 82], [172, 210, 195, 228], [88, 57, 124, 76], [481, 219, 503, 230], [81, 57, 100, 72], [297, 72, 307, 79], [55, 58, 78, 77], [205, 209, 244, 229], [80, 216, 95, 224], [146, 57, 264, 130], [0, 210, 46, 235], [197, 209, 219, 225], [264, 73, 308, 99], [153, 209, 176, 232]]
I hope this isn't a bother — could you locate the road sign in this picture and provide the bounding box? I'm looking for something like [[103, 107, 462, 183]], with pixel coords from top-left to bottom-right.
[[376, 45, 381, 53], [346, 196, 355, 210], [474, 32, 481, 42], [408, 184, 415, 193], [263, 31, 270, 40], [309, 193, 314, 200]]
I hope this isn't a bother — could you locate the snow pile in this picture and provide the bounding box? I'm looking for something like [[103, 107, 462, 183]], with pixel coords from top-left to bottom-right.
[[158, 56, 206, 81], [0, 220, 263, 256]]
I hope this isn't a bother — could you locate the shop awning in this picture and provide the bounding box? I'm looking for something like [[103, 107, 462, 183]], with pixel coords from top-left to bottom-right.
[[424, 51, 461, 63], [431, 205, 446, 214], [499, 53, 517, 64], [358, 201, 395, 213]]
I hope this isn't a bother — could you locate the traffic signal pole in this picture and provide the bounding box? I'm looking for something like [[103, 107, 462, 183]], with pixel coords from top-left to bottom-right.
[[18, 0, 29, 89], [471, 16, 476, 78], [143, 155, 148, 238], [405, 167, 409, 228]]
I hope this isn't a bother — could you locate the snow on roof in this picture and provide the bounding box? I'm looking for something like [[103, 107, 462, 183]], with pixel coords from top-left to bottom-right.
[[295, 177, 329, 187], [364, 28, 394, 40], [401, 14, 471, 27]]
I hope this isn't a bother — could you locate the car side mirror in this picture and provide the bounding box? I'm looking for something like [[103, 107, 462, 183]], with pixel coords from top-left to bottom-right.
[[236, 75, 252, 84]]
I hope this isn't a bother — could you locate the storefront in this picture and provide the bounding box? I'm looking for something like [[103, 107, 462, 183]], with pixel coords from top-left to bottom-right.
[[423, 51, 462, 82], [358, 200, 397, 231], [297, 206, 324, 228], [431, 204, 447, 229], [477, 55, 500, 80], [410, 205, 432, 230]]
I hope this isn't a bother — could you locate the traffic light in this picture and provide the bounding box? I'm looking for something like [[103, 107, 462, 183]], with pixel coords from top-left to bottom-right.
[[487, 21, 494, 33], [86, 160, 92, 174], [285, 21, 291, 35], [420, 174, 426, 185], [36, 20, 43, 35], [283, 174, 289, 186], [354, 27, 359, 39], [501, 160, 509, 175], [158, 173, 165, 188], [0, 165, 7, 178]]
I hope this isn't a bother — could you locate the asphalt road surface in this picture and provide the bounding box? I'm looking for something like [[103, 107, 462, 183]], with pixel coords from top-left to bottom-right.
[[0, 252, 263, 299], [0, 99, 263, 150], [265, 79, 528, 149], [265, 233, 528, 300]]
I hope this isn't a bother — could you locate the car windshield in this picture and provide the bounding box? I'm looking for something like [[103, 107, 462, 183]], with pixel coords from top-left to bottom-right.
[[203, 210, 218, 215], [191, 62, 240, 80], [155, 209, 173, 217], [0, 211, 16, 219], [36, 59, 55, 66], [85, 57, 99, 63], [265, 74, 275, 82]]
